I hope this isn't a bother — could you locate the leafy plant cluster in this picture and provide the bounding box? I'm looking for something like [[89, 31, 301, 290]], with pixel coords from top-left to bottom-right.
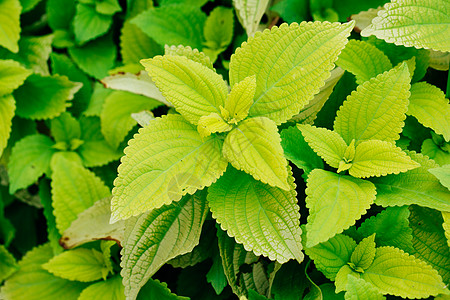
[[0, 0, 449, 299]]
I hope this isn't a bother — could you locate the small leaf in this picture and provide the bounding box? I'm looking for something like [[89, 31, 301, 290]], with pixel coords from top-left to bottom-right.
[[206, 252, 228, 295], [361, 0, 450, 52], [233, 0, 270, 37], [230, 21, 354, 124], [121, 192, 208, 300], [350, 139, 420, 178], [334, 62, 411, 144], [422, 138, 450, 167], [429, 165, 450, 190], [345, 275, 386, 300], [203, 6, 234, 51], [43, 248, 109, 282], [47, 0, 76, 31], [197, 113, 232, 138], [408, 82, 450, 142], [8, 134, 56, 194], [138, 278, 189, 300], [73, 3, 112, 44], [350, 234, 376, 271], [50, 112, 81, 145], [78, 275, 125, 300], [297, 124, 347, 168], [0, 59, 32, 96], [223, 117, 289, 190], [111, 114, 227, 221], [0, 95, 15, 157], [95, 0, 121, 15], [0, 245, 19, 282], [208, 166, 303, 263], [305, 169, 376, 247], [224, 75, 256, 124], [164, 45, 214, 70], [335, 265, 359, 293], [0, 0, 21, 53]]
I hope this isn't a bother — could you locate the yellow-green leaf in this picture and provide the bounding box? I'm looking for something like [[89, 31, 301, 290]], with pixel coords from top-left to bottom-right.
[[350, 234, 376, 271], [0, 0, 21, 53], [78, 275, 125, 300], [224, 75, 256, 124], [197, 112, 232, 138], [0, 95, 15, 158], [0, 59, 32, 96], [345, 275, 386, 300], [335, 265, 359, 293], [203, 6, 234, 51], [164, 45, 214, 70]]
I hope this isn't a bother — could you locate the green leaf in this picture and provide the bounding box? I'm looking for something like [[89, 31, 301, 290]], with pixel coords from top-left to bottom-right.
[[61, 197, 124, 249], [120, 21, 163, 65], [39, 179, 62, 254], [8, 134, 56, 193], [197, 113, 232, 138], [138, 278, 188, 300], [408, 82, 450, 142], [0, 59, 32, 96], [409, 206, 450, 285], [206, 252, 228, 295], [270, 0, 309, 23], [1, 244, 87, 300], [43, 248, 110, 282], [304, 234, 357, 281], [362, 246, 448, 298], [335, 265, 359, 293], [429, 165, 450, 190], [350, 234, 376, 271], [121, 192, 208, 300], [336, 40, 392, 85], [349, 139, 420, 178], [51, 153, 111, 234], [224, 75, 256, 124], [68, 34, 116, 79], [234, 0, 269, 36], [305, 169, 376, 247], [20, 0, 42, 12], [372, 151, 450, 211], [0, 0, 21, 53], [280, 126, 324, 176], [111, 114, 227, 221], [47, 0, 75, 30], [208, 166, 303, 263], [297, 124, 347, 169], [271, 260, 309, 300], [141, 55, 228, 125], [223, 117, 289, 190], [345, 275, 386, 300], [84, 83, 112, 117], [78, 275, 125, 300], [101, 90, 162, 148], [95, 0, 121, 15], [126, 0, 152, 19], [164, 45, 214, 70], [429, 49, 450, 71], [73, 3, 112, 44], [50, 112, 81, 145], [0, 95, 15, 157], [334, 62, 411, 144], [422, 138, 450, 166], [132, 4, 206, 50], [361, 0, 450, 52], [203, 6, 234, 50], [14, 74, 82, 120], [229, 21, 354, 124], [0, 245, 19, 281], [443, 211, 450, 248]]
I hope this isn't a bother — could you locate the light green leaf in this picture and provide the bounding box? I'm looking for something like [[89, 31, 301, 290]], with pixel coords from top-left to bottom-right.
[[224, 75, 256, 124], [121, 192, 208, 300], [141, 55, 228, 125], [43, 248, 109, 282], [350, 234, 376, 271], [164, 45, 214, 70], [429, 165, 450, 190], [297, 124, 347, 168], [208, 166, 303, 263], [101, 90, 162, 148], [1, 244, 87, 300], [0, 95, 15, 158], [203, 6, 234, 50], [14, 74, 82, 120], [408, 82, 450, 142], [0, 59, 32, 96], [51, 153, 111, 234], [111, 114, 227, 221], [443, 211, 450, 248], [0, 0, 21, 53], [223, 116, 289, 190], [350, 6, 383, 32], [84, 83, 113, 117], [349, 139, 420, 178], [78, 275, 125, 300], [234, 0, 269, 36], [335, 265, 359, 293], [8, 134, 56, 193], [137, 278, 188, 300], [334, 62, 411, 144], [429, 49, 450, 71], [229, 21, 354, 124], [0, 245, 19, 282], [69, 34, 116, 79], [50, 112, 81, 145], [95, 0, 121, 15], [61, 197, 124, 249], [372, 151, 450, 211], [422, 138, 450, 166], [73, 3, 112, 44], [361, 0, 450, 52], [345, 275, 386, 300], [305, 169, 376, 247], [304, 234, 357, 281], [132, 4, 206, 50], [362, 246, 448, 298], [336, 40, 392, 84], [197, 113, 232, 138], [120, 21, 163, 65], [409, 206, 450, 285]]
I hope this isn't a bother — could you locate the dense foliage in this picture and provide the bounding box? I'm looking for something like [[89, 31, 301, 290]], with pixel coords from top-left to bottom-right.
[[0, 0, 449, 299]]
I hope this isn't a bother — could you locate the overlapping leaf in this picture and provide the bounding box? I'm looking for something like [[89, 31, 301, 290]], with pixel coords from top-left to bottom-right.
[[138, 278, 188, 300], [0, 95, 15, 157], [164, 45, 214, 70], [197, 113, 232, 138], [0, 0, 21, 53], [345, 275, 386, 300], [78, 275, 125, 300], [0, 59, 32, 96], [350, 235, 376, 271], [224, 75, 256, 124], [233, 0, 270, 37], [0, 245, 18, 282], [429, 164, 450, 190], [73, 3, 112, 44], [203, 6, 234, 51]]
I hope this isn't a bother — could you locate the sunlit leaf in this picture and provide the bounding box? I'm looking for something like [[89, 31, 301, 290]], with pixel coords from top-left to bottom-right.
[[0, 0, 21, 53]]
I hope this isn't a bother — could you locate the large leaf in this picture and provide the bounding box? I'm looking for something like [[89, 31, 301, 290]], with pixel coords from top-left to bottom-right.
[[73, 3, 112, 44], [0, 0, 21, 53], [111, 114, 227, 221], [0, 59, 32, 96], [305, 169, 376, 247], [223, 117, 289, 190], [362, 246, 448, 298], [429, 164, 450, 190], [14, 74, 82, 120], [51, 153, 111, 234], [1, 244, 87, 300], [233, 0, 269, 37], [121, 192, 208, 300], [132, 4, 206, 50], [334, 63, 411, 144], [408, 82, 450, 142], [372, 151, 450, 211], [78, 275, 125, 300], [8, 134, 56, 194], [208, 166, 303, 263], [141, 55, 228, 125], [361, 0, 450, 52], [229, 21, 354, 124], [0, 95, 15, 157]]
